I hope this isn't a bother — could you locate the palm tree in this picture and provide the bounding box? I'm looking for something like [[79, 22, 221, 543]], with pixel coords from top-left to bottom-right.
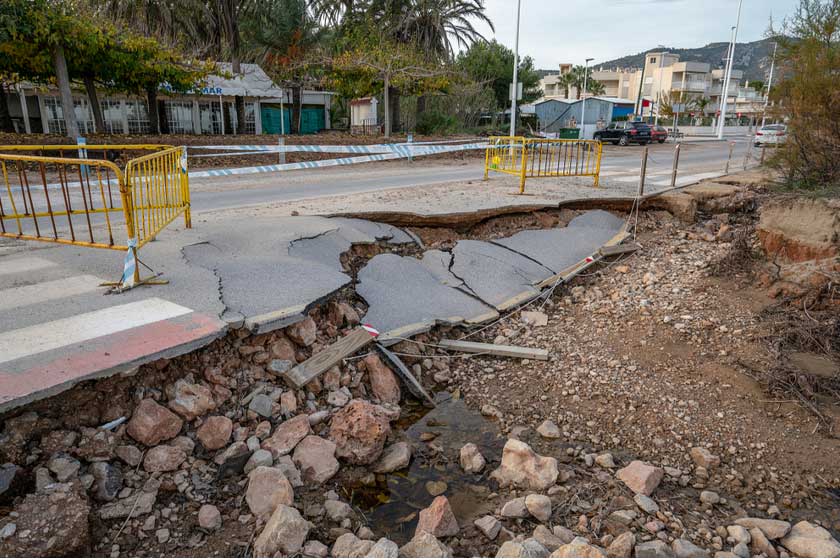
[[588, 80, 605, 97], [394, 0, 493, 60], [559, 73, 575, 99]]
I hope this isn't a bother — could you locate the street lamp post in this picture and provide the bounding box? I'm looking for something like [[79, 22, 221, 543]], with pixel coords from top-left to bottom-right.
[[718, 0, 744, 139], [579, 58, 594, 139], [509, 0, 522, 138], [761, 42, 777, 128]]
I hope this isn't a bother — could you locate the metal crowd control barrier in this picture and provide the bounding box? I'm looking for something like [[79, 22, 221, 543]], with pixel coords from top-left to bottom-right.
[[0, 144, 190, 290], [484, 136, 602, 193]]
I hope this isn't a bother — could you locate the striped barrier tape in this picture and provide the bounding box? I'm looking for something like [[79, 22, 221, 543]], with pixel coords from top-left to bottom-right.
[[188, 142, 488, 155]]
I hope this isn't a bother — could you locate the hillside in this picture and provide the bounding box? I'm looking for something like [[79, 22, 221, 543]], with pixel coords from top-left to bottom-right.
[[596, 38, 777, 82]]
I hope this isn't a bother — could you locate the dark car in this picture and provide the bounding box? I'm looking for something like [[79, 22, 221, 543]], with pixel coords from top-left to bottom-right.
[[593, 121, 652, 146], [649, 125, 668, 143]]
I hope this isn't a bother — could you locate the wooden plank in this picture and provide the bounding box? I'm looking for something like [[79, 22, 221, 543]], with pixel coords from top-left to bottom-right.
[[438, 339, 549, 361], [598, 242, 641, 257], [376, 343, 436, 408], [281, 326, 377, 388]]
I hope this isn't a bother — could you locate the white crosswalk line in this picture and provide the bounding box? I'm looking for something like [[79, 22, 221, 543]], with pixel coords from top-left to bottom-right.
[[0, 256, 56, 276], [0, 275, 105, 312], [0, 298, 193, 364]]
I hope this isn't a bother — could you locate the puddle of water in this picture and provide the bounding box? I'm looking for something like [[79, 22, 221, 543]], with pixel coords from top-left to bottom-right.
[[342, 391, 505, 544]]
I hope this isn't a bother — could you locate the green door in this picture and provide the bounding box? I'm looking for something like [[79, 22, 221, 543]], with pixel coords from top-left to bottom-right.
[[260, 105, 290, 134], [300, 107, 325, 134]]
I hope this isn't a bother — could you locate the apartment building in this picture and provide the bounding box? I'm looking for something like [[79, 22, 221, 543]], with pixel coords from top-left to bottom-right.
[[539, 51, 764, 121]]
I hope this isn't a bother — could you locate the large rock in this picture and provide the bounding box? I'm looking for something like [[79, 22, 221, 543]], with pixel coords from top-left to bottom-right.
[[525, 494, 552, 522], [475, 515, 502, 540], [168, 380, 216, 420], [292, 436, 340, 484], [196, 416, 233, 451], [372, 442, 411, 474], [364, 354, 401, 404], [399, 531, 452, 558], [246, 466, 294, 518], [734, 518, 791, 540], [143, 445, 186, 473], [616, 461, 664, 496], [551, 537, 606, 557], [99, 479, 158, 520], [780, 520, 840, 558], [607, 531, 635, 558], [650, 191, 697, 223], [460, 443, 486, 474], [331, 533, 374, 557], [366, 537, 399, 558], [416, 496, 459, 538], [0, 485, 90, 556], [689, 447, 720, 470], [253, 505, 310, 557], [262, 414, 312, 458], [126, 399, 182, 446], [672, 539, 709, 558], [490, 439, 559, 490], [634, 539, 673, 558], [328, 400, 392, 465], [198, 504, 222, 530], [758, 198, 840, 262], [497, 539, 550, 558], [286, 317, 317, 346]]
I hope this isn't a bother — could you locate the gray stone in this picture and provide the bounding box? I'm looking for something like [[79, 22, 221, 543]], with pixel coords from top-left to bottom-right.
[[700, 490, 720, 504], [47, 455, 80, 482], [244, 449, 274, 475], [501, 497, 528, 518], [366, 537, 399, 558], [634, 493, 659, 514], [0, 464, 17, 495], [460, 443, 486, 474], [249, 394, 275, 418], [268, 359, 294, 376], [525, 494, 552, 522], [780, 521, 840, 558], [475, 515, 501, 540], [303, 540, 329, 558], [331, 533, 374, 557], [672, 538, 709, 558], [254, 505, 310, 557], [372, 442, 411, 474], [324, 499, 354, 522], [734, 518, 791, 540], [537, 420, 561, 439], [275, 455, 304, 487], [399, 531, 452, 558], [635, 539, 673, 558], [90, 462, 122, 501]]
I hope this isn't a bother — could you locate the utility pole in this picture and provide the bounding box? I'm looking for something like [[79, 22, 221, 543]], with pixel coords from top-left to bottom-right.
[[718, 0, 743, 139], [761, 42, 777, 128], [579, 57, 593, 139], [509, 0, 522, 138], [634, 60, 647, 119]]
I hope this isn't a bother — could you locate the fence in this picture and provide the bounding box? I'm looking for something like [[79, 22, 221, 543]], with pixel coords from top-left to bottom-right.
[[0, 144, 190, 290], [484, 136, 602, 193]]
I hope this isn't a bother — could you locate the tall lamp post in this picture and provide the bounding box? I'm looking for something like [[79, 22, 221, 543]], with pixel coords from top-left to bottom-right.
[[761, 42, 777, 128], [579, 57, 594, 139], [718, 0, 744, 139], [509, 0, 522, 137]]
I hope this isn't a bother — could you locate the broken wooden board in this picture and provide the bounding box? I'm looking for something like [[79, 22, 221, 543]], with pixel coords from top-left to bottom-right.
[[438, 339, 549, 361], [281, 326, 378, 388], [598, 242, 641, 257], [376, 343, 436, 408]]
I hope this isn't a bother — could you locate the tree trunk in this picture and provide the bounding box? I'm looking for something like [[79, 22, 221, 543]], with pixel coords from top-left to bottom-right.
[[291, 86, 302, 134], [222, 100, 233, 135], [146, 86, 160, 134], [416, 95, 426, 118], [83, 76, 105, 133], [0, 84, 14, 133], [383, 75, 391, 139], [235, 96, 245, 134], [53, 45, 79, 139], [389, 85, 400, 134]]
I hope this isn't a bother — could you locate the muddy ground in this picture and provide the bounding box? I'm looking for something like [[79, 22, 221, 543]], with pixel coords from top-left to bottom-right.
[[0, 173, 838, 558]]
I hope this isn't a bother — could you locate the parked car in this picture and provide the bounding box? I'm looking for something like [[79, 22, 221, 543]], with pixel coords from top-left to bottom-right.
[[754, 124, 787, 147], [594, 121, 652, 146], [649, 125, 668, 143]]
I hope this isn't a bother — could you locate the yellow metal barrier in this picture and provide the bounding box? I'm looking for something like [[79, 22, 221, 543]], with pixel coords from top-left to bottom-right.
[[484, 136, 602, 193], [0, 145, 190, 289]]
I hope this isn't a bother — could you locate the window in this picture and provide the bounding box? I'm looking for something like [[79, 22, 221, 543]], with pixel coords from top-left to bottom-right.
[[650, 57, 657, 64], [226, 101, 257, 134], [199, 102, 223, 134], [100, 99, 124, 134], [165, 100, 194, 134], [126, 100, 150, 134], [44, 97, 94, 135]]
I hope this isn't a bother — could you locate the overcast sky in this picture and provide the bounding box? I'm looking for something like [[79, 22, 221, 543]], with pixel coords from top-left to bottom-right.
[[476, 0, 798, 69]]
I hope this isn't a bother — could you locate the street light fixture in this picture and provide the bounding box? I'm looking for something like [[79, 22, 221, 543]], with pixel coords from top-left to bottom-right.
[[509, 0, 522, 138], [718, 0, 744, 139], [579, 58, 594, 139]]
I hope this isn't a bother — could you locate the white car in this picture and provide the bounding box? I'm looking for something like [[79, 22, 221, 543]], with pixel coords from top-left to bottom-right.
[[754, 124, 787, 147]]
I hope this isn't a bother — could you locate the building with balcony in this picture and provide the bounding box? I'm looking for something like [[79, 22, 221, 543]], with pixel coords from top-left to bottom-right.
[[539, 51, 765, 123]]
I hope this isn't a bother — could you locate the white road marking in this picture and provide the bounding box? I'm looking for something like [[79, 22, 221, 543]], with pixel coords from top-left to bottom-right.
[[651, 172, 722, 186], [0, 298, 192, 364], [0, 257, 56, 276], [0, 275, 104, 312]]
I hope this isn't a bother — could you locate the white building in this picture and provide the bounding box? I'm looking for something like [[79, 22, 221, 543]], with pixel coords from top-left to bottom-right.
[[4, 63, 334, 136]]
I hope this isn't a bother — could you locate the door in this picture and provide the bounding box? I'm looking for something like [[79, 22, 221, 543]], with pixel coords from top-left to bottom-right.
[[300, 106, 325, 134], [260, 105, 291, 134]]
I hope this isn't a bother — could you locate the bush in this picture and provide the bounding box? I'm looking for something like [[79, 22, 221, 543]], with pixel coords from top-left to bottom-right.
[[416, 110, 458, 135]]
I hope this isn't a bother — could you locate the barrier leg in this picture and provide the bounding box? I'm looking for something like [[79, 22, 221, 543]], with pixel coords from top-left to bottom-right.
[[181, 146, 191, 229], [593, 142, 602, 188], [670, 144, 681, 188], [483, 145, 490, 181], [519, 143, 528, 194]]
